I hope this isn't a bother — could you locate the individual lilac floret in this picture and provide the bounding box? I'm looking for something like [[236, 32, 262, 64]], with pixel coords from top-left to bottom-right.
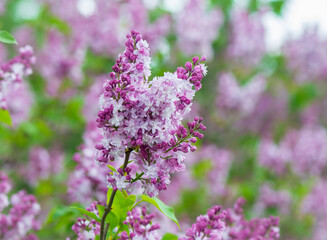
[[0, 45, 35, 110], [68, 122, 108, 204], [180, 205, 226, 240], [216, 72, 266, 117], [96, 31, 207, 197], [26, 146, 64, 185], [176, 0, 223, 60], [227, 9, 266, 66], [71, 201, 103, 240], [118, 206, 161, 240], [0, 172, 41, 239], [283, 27, 327, 83]]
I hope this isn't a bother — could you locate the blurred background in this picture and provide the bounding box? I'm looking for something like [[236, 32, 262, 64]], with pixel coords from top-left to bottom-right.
[[1, 0, 327, 239]]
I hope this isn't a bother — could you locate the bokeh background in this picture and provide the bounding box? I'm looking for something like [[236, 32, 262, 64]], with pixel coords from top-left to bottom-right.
[[1, 0, 327, 239]]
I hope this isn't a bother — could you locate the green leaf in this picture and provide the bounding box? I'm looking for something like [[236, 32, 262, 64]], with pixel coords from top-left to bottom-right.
[[0, 31, 17, 44], [270, 0, 285, 15], [107, 212, 118, 230], [71, 206, 101, 223], [97, 205, 105, 219], [107, 165, 117, 173], [162, 233, 178, 240], [141, 195, 179, 227], [0, 109, 12, 126]]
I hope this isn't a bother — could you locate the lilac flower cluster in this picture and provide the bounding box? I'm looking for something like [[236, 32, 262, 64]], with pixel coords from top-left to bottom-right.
[[258, 125, 327, 176], [225, 198, 280, 240], [254, 184, 291, 215], [180, 198, 280, 240], [95, 30, 207, 197], [0, 172, 41, 240], [302, 181, 327, 240], [216, 73, 266, 117], [45, 0, 169, 56], [283, 27, 327, 83], [180, 205, 226, 240], [119, 206, 161, 240], [68, 122, 108, 204], [227, 9, 266, 66], [176, 0, 223, 60], [0, 45, 35, 110], [37, 30, 85, 97], [71, 201, 103, 240], [25, 146, 64, 186]]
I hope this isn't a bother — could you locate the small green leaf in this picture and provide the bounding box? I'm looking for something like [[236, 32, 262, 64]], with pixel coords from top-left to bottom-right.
[[71, 206, 101, 223], [0, 31, 17, 44], [162, 233, 179, 240], [97, 205, 105, 219], [141, 195, 179, 227], [107, 212, 118, 230], [107, 165, 117, 173], [0, 109, 12, 126]]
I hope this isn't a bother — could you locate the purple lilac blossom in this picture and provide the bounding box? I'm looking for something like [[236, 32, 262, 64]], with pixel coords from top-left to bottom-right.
[[283, 125, 327, 177], [257, 138, 290, 175], [0, 172, 41, 240], [44, 0, 170, 56], [71, 201, 103, 240], [176, 0, 223, 60], [216, 72, 266, 117], [180, 205, 226, 240], [283, 27, 327, 83], [302, 181, 327, 240], [83, 75, 107, 122], [26, 146, 64, 186], [118, 206, 161, 240], [254, 184, 291, 215], [258, 125, 327, 176], [181, 198, 280, 240], [224, 198, 280, 239], [227, 9, 266, 66], [0, 45, 35, 110], [2, 82, 33, 126], [37, 30, 85, 97], [68, 122, 108, 204], [96, 30, 207, 197]]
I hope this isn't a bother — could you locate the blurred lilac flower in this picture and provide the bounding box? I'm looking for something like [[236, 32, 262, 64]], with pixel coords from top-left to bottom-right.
[[284, 27, 327, 83], [68, 122, 108, 204], [227, 9, 266, 66], [216, 72, 266, 117], [0, 45, 35, 110], [0, 172, 41, 240], [176, 0, 223, 60], [26, 146, 64, 185]]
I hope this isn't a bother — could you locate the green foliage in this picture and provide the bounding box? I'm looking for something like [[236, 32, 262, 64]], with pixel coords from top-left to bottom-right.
[[162, 233, 179, 240], [71, 206, 101, 223], [0, 109, 12, 126], [141, 195, 180, 227], [290, 83, 318, 112], [0, 30, 17, 44]]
